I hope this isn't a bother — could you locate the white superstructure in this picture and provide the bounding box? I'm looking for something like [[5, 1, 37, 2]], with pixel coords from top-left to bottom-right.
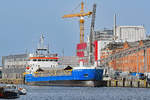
[[25, 34, 59, 74]]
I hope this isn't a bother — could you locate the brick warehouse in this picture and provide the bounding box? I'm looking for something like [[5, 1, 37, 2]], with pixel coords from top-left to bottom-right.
[[100, 40, 150, 73]]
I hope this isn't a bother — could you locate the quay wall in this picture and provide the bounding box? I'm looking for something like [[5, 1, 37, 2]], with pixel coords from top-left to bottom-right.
[[106, 80, 150, 88], [0, 78, 150, 88], [0, 79, 24, 84]]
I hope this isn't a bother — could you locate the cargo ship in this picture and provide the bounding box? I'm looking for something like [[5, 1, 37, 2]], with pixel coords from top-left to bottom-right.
[[24, 34, 104, 87]]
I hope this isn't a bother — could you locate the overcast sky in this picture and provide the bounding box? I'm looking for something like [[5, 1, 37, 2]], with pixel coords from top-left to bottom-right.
[[0, 0, 149, 59]]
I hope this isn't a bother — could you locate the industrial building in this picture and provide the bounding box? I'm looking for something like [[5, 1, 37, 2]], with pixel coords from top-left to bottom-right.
[[2, 54, 28, 79], [115, 26, 146, 42], [96, 25, 149, 74], [76, 29, 114, 65], [94, 29, 114, 61], [100, 40, 150, 73], [76, 25, 147, 69], [58, 56, 79, 66]]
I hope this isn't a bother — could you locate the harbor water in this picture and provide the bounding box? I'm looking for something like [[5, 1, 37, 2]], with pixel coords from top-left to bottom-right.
[[1, 84, 150, 100]]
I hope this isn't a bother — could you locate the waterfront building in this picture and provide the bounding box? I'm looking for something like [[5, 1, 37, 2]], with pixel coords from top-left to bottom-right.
[[58, 56, 79, 66], [115, 26, 146, 42], [76, 29, 114, 65], [94, 29, 114, 61], [2, 54, 28, 79], [100, 40, 150, 73]]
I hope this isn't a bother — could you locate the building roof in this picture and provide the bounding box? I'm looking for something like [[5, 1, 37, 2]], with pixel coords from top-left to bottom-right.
[[102, 39, 150, 51]]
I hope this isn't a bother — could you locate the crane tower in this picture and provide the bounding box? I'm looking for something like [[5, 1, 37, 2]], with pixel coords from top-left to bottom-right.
[[62, 2, 92, 43]]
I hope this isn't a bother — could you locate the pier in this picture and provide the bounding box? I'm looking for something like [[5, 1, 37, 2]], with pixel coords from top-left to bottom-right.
[[106, 80, 150, 88], [1, 78, 150, 88], [0, 79, 24, 84]]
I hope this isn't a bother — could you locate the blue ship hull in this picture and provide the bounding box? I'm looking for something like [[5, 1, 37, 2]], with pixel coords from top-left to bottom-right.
[[25, 68, 104, 87]]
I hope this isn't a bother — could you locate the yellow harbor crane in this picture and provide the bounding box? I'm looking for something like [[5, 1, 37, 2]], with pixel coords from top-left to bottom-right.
[[62, 2, 92, 43]]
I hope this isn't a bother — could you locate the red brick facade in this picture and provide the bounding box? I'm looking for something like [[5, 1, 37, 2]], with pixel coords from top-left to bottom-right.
[[100, 40, 150, 73]]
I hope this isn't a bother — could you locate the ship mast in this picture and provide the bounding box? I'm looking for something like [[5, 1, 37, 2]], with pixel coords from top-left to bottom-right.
[[40, 34, 44, 49], [36, 33, 49, 55]]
